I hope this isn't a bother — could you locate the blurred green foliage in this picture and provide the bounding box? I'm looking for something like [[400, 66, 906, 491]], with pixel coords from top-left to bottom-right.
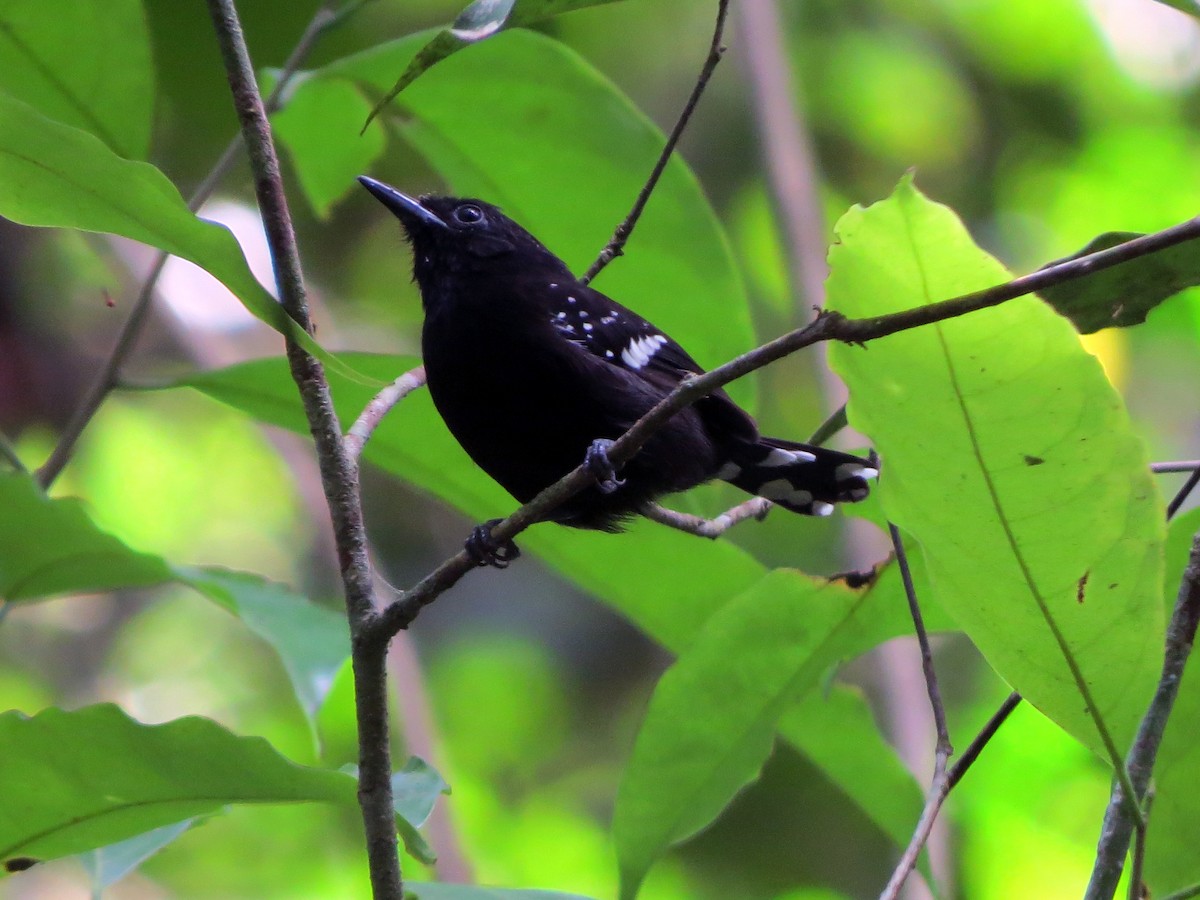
[[2, 0, 1200, 898]]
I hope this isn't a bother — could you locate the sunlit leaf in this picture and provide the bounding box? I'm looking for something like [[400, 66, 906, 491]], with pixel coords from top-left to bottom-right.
[[0, 0, 153, 159], [827, 177, 1165, 758], [1039, 231, 1200, 333], [0, 91, 355, 379], [0, 471, 171, 600], [361, 0, 625, 125]]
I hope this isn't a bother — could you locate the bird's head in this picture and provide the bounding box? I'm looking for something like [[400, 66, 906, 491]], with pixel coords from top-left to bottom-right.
[[358, 177, 570, 297]]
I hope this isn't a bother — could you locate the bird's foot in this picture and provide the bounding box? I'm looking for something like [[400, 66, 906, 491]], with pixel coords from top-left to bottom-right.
[[585, 439, 625, 495], [465, 518, 521, 569]]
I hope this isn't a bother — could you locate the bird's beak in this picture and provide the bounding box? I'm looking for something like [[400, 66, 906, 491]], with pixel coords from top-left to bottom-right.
[[357, 176, 448, 230]]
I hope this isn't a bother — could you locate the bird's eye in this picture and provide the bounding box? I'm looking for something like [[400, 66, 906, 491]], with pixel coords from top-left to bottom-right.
[[454, 204, 484, 224]]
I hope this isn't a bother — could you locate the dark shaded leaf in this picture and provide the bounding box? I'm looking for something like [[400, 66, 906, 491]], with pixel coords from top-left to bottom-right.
[[1039, 231, 1200, 333]]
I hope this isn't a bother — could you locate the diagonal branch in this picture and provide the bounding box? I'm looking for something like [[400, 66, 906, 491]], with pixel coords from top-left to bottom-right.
[[370, 213, 1200, 640], [1084, 532, 1200, 900], [581, 0, 729, 284]]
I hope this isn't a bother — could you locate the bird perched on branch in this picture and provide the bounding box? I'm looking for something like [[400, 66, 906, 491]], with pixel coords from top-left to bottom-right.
[[359, 176, 876, 566]]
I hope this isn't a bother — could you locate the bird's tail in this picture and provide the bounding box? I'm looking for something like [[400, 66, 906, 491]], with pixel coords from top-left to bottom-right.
[[720, 437, 877, 516]]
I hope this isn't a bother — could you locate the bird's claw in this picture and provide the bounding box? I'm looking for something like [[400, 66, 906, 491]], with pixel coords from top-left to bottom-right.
[[585, 439, 625, 495], [465, 518, 521, 569]]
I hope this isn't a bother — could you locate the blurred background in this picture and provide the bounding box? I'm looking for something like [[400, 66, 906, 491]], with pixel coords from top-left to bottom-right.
[[2, 0, 1199, 897]]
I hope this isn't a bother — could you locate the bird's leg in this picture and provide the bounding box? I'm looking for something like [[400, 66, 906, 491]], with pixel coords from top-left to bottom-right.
[[465, 518, 521, 569], [585, 438, 626, 495]]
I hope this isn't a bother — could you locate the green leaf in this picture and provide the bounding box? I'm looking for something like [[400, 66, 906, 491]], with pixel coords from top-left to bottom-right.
[[78, 819, 195, 894], [0, 91, 357, 380], [179, 567, 349, 720], [612, 568, 930, 898], [0, 705, 355, 870], [321, 29, 755, 408], [1038, 231, 1200, 333], [270, 74, 386, 218], [0, 471, 172, 600], [407, 885, 600, 900], [361, 0, 625, 124], [0, 0, 153, 159], [827, 177, 1165, 758]]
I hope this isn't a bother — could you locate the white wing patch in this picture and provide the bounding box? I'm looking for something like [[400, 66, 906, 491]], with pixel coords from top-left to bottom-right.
[[761, 447, 817, 466], [621, 334, 668, 370]]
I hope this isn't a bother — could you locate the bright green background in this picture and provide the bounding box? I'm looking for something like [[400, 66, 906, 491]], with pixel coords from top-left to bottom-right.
[[2, 0, 1200, 898]]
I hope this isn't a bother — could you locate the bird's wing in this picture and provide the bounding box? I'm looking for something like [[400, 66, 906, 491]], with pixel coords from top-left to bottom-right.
[[545, 282, 757, 441]]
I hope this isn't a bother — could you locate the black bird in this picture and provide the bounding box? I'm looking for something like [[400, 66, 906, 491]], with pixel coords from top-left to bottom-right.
[[359, 176, 876, 564]]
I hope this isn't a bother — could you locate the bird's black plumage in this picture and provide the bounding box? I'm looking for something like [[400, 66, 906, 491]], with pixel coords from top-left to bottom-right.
[[359, 176, 876, 536]]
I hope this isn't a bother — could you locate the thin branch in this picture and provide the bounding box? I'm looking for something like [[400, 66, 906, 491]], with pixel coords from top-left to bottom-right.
[[1085, 533, 1200, 900], [1128, 791, 1152, 900], [371, 216, 1200, 639], [887, 523, 951, 757], [1151, 460, 1200, 474], [345, 366, 426, 463], [876, 523, 952, 900], [946, 691, 1022, 792], [204, 2, 399, 897], [0, 431, 28, 473], [580, 0, 729, 284], [1167, 466, 1200, 519], [35, 3, 347, 491], [879, 767, 951, 900], [639, 496, 772, 538]]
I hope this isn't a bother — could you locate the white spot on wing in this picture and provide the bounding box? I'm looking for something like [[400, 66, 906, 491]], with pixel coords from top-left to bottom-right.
[[837, 463, 878, 481], [716, 462, 741, 480], [620, 334, 668, 370], [583, 323, 593, 331], [812, 501, 835, 517], [761, 447, 817, 466]]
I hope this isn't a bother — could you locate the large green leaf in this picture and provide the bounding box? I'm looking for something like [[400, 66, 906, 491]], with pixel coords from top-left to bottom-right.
[[611, 568, 931, 898], [0, 91, 345, 375], [827, 177, 1165, 757], [0, 705, 354, 870], [0, 0, 153, 159], [311, 29, 754, 407], [0, 471, 172, 600], [362, 0, 626, 123]]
